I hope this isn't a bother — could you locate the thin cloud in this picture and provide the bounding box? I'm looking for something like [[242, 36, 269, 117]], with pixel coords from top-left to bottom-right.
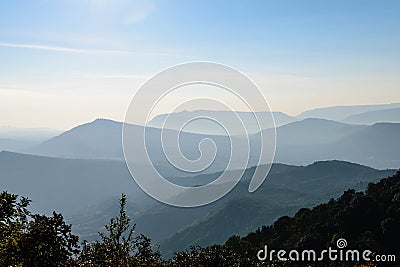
[[102, 74, 150, 79], [0, 42, 194, 58], [83, 73, 150, 79], [0, 42, 130, 54]]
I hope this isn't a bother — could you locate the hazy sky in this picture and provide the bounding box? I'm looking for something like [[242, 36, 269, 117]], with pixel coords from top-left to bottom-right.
[[1, 0, 399, 129]]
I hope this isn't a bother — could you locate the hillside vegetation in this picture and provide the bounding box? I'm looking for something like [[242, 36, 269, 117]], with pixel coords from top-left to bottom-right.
[[1, 171, 399, 266]]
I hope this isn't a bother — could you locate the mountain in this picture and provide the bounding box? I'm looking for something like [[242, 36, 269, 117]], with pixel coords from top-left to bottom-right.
[[274, 118, 365, 146], [24, 118, 400, 169], [343, 107, 400, 124], [147, 110, 297, 135], [217, 171, 400, 266], [27, 118, 365, 158], [158, 161, 395, 256], [272, 121, 400, 169], [328, 123, 400, 168], [297, 103, 400, 121], [25, 118, 236, 175], [257, 118, 366, 167], [1, 150, 396, 256], [64, 159, 395, 256], [25, 119, 124, 160]]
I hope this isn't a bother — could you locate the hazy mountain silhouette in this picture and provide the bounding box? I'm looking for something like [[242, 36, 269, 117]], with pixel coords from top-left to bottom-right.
[[148, 110, 297, 135], [0, 148, 396, 255], [22, 118, 400, 169], [274, 118, 365, 146], [343, 107, 400, 124], [66, 160, 394, 256], [328, 122, 400, 167], [271, 121, 400, 169], [158, 162, 396, 256], [25, 119, 124, 160], [25, 118, 234, 175], [297, 103, 400, 121]]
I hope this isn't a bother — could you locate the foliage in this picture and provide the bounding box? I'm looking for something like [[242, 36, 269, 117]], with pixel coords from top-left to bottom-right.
[[18, 212, 80, 267], [77, 193, 161, 267], [0, 192, 79, 267], [1, 171, 399, 266], [222, 171, 400, 266], [0, 191, 31, 266]]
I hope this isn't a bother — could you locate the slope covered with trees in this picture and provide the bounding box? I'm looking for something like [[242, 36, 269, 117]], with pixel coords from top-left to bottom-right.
[[1, 171, 399, 266], [215, 171, 400, 266]]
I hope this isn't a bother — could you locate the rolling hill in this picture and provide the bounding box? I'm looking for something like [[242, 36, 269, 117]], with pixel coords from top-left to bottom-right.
[[343, 107, 400, 125], [24, 118, 235, 175], [20, 118, 400, 169], [147, 110, 297, 135], [217, 171, 400, 265], [63, 159, 395, 256], [297, 103, 400, 121], [158, 161, 395, 256], [273, 121, 400, 169]]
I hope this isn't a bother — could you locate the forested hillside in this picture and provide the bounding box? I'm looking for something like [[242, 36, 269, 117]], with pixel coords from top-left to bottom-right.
[[1, 171, 399, 266]]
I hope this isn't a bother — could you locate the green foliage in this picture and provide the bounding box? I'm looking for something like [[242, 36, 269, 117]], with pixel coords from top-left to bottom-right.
[[159, 162, 395, 256], [1, 171, 399, 266], [0, 191, 79, 267], [0, 191, 31, 266], [166, 171, 400, 266], [18, 212, 80, 267], [168, 245, 246, 267], [77, 193, 161, 267], [221, 171, 400, 266]]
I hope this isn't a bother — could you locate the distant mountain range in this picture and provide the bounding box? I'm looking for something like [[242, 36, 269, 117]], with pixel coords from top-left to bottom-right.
[[23, 119, 233, 175], [147, 110, 297, 135], [273, 120, 400, 169], [157, 161, 395, 256], [1, 102, 399, 259], [17, 117, 400, 169], [343, 107, 400, 124], [0, 151, 394, 255], [297, 102, 400, 121], [64, 159, 393, 256], [147, 103, 400, 134], [3, 102, 400, 161], [25, 119, 125, 160]]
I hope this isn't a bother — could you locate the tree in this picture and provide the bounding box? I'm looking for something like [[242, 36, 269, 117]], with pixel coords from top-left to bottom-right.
[[19, 212, 80, 267], [0, 191, 79, 267], [0, 191, 31, 266], [78, 193, 161, 267]]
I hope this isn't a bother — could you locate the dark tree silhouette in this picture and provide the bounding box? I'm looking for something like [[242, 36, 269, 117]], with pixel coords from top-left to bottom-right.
[[0, 191, 79, 267], [2, 171, 399, 267], [78, 193, 161, 267]]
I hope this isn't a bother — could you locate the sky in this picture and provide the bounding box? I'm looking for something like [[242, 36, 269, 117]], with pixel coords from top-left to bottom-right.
[[0, 0, 399, 129]]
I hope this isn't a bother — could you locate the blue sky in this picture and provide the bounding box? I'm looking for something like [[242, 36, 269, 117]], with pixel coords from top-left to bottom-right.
[[0, 0, 399, 129]]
